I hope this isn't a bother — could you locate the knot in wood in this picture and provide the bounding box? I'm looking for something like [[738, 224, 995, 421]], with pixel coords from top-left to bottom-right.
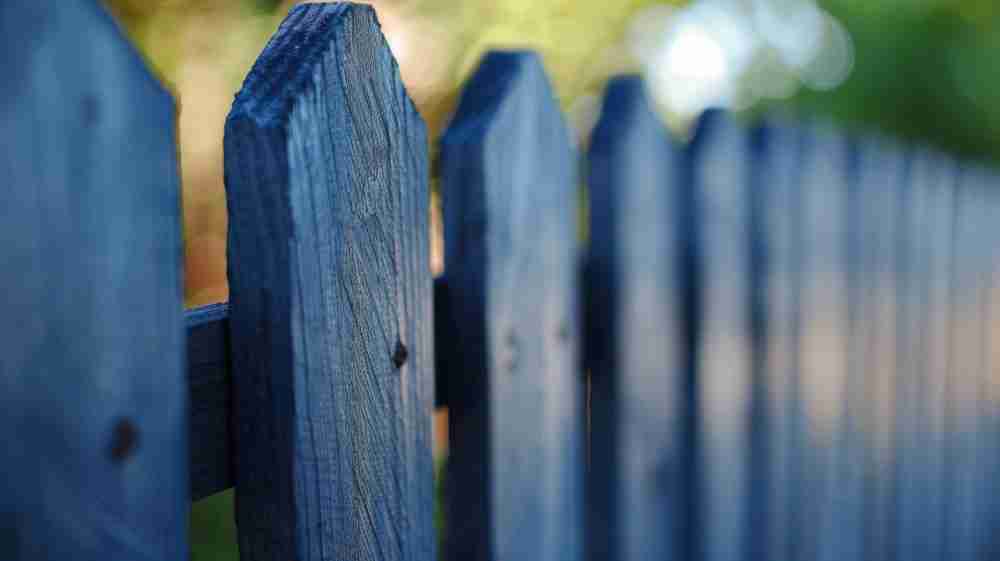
[[109, 418, 139, 463], [392, 340, 408, 369]]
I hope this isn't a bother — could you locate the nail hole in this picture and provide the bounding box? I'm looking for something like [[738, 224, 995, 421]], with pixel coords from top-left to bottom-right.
[[392, 340, 408, 369], [109, 418, 138, 463]]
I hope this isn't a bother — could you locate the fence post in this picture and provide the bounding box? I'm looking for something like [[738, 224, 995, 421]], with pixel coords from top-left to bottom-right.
[[440, 51, 583, 561], [585, 77, 687, 561], [0, 1, 187, 559], [223, 5, 434, 560]]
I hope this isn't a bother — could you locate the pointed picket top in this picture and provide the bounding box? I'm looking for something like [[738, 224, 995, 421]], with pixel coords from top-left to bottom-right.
[[224, 4, 434, 561], [586, 75, 688, 561], [440, 50, 582, 561], [0, 0, 186, 559], [441, 50, 553, 146]]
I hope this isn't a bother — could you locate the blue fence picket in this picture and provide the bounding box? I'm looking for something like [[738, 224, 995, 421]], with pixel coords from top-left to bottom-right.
[[792, 124, 858, 561], [916, 154, 956, 561], [440, 51, 583, 561], [757, 121, 806, 561], [854, 137, 906, 561], [944, 165, 994, 561], [585, 77, 687, 561], [967, 169, 997, 561], [893, 147, 939, 561], [690, 111, 754, 561], [223, 5, 434, 561], [985, 180, 1000, 560], [0, 1, 187, 559]]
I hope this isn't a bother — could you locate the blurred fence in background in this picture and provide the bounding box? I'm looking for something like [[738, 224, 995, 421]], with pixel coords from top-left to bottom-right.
[[3, 2, 999, 561]]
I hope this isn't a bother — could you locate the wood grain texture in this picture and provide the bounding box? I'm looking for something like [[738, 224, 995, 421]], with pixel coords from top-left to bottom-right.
[[186, 278, 448, 501], [440, 51, 583, 561], [223, 4, 434, 560], [0, 1, 187, 559], [585, 77, 688, 561]]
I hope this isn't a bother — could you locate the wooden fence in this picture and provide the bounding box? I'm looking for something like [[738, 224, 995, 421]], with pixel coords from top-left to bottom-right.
[[2, 2, 998, 561]]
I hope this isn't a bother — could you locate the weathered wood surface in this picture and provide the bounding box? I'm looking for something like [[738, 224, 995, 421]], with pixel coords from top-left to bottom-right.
[[585, 77, 687, 561], [223, 4, 434, 560], [0, 1, 187, 559], [186, 278, 449, 501], [440, 51, 583, 561]]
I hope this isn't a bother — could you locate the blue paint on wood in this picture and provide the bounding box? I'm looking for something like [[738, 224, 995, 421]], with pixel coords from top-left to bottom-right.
[[909, 152, 956, 561], [441, 51, 583, 561], [0, 1, 187, 559], [792, 124, 856, 561], [964, 168, 997, 561], [585, 76, 688, 561], [185, 277, 449, 501], [894, 148, 942, 561], [944, 164, 993, 561], [854, 137, 906, 561], [187, 303, 233, 501], [690, 110, 753, 561], [755, 120, 806, 561], [982, 170, 1000, 559], [224, 4, 434, 560]]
